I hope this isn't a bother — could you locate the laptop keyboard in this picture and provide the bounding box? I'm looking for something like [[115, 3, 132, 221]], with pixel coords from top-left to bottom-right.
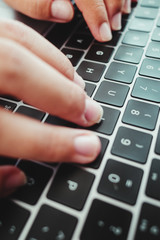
[[0, 0, 160, 239]]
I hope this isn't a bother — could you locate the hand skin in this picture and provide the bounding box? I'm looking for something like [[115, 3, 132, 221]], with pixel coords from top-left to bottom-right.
[[0, 20, 103, 197], [4, 0, 137, 41], [0, 0, 137, 197]]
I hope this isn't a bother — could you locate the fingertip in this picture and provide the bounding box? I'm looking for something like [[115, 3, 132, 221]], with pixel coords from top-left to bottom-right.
[[111, 12, 122, 31], [84, 98, 104, 125], [51, 0, 74, 22], [99, 22, 112, 42], [73, 134, 101, 163], [123, 0, 132, 14]]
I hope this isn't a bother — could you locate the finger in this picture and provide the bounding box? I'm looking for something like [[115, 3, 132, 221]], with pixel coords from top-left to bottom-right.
[[75, 0, 112, 42], [122, 0, 132, 14], [4, 0, 74, 23], [0, 166, 26, 198], [0, 38, 103, 127], [0, 20, 85, 89], [104, 0, 125, 30], [0, 109, 101, 164]]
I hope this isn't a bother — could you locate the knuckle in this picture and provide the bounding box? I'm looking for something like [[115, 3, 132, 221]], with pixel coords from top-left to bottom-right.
[[0, 20, 25, 36], [0, 20, 32, 47]]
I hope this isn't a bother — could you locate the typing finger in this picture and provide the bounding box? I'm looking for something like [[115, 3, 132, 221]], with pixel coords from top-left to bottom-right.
[[0, 20, 84, 89], [0, 109, 101, 164], [75, 0, 112, 42], [0, 165, 26, 198], [104, 0, 125, 30], [3, 0, 74, 23], [0, 38, 103, 127]]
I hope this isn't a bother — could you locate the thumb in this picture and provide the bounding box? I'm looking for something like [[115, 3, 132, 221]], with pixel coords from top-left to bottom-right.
[[4, 0, 74, 23], [0, 166, 26, 198]]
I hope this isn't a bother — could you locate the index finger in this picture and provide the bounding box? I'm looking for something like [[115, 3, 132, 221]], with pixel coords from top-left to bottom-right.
[[75, 0, 112, 42]]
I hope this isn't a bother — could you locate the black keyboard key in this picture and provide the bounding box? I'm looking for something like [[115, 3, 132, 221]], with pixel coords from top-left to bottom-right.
[[152, 27, 160, 41], [80, 199, 132, 240], [122, 99, 159, 130], [94, 81, 129, 107], [13, 160, 53, 205], [88, 106, 120, 135], [129, 18, 154, 32], [66, 33, 93, 49], [85, 137, 109, 169], [26, 205, 77, 240], [106, 32, 121, 46], [114, 45, 143, 64], [122, 30, 149, 47], [77, 21, 92, 35], [77, 61, 106, 82], [0, 156, 18, 166], [139, 58, 160, 79], [16, 106, 45, 121], [0, 95, 20, 102], [155, 127, 160, 155], [111, 126, 152, 164], [85, 44, 114, 63], [105, 61, 137, 83], [120, 19, 128, 31], [0, 99, 17, 111], [146, 41, 160, 59], [47, 164, 94, 210], [0, 200, 30, 240], [95, 32, 121, 46], [135, 203, 160, 240], [132, 77, 160, 103], [141, 0, 160, 8], [46, 15, 80, 49], [61, 48, 84, 66], [135, 6, 158, 19], [85, 82, 96, 97], [98, 159, 143, 205], [45, 114, 77, 128], [146, 159, 160, 201]]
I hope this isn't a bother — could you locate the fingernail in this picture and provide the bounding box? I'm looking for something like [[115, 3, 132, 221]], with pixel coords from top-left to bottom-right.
[[99, 22, 112, 42], [112, 12, 122, 30], [74, 72, 85, 89], [4, 170, 26, 191], [84, 99, 103, 124], [123, 0, 131, 14], [51, 0, 73, 21], [74, 134, 101, 157]]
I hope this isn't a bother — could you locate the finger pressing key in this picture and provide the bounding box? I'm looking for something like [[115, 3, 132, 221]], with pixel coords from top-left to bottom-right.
[[0, 110, 101, 164]]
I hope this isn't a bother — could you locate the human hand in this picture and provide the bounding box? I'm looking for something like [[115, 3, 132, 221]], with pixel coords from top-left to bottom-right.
[[4, 0, 137, 42], [0, 20, 103, 197]]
